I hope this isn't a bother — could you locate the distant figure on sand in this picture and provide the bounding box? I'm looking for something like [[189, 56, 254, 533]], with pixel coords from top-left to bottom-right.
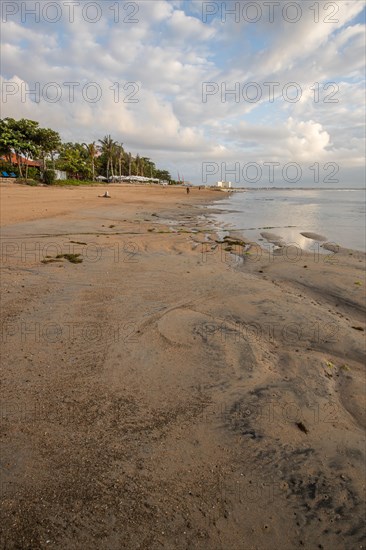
[[186, 187, 190, 195]]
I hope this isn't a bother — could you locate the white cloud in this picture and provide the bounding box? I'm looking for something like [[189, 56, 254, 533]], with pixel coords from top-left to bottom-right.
[[167, 9, 216, 41], [286, 118, 331, 161], [0, 0, 364, 183]]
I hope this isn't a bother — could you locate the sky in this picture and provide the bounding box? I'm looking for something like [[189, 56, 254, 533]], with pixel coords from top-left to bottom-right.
[[1, 0, 365, 186]]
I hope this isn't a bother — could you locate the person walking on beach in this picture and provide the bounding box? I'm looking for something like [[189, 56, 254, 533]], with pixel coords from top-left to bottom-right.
[[186, 187, 190, 195]]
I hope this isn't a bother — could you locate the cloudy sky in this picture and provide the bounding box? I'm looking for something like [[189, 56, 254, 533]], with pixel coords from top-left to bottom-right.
[[1, 0, 365, 186]]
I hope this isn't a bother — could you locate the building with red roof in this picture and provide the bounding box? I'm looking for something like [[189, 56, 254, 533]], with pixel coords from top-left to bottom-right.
[[0, 153, 42, 167]]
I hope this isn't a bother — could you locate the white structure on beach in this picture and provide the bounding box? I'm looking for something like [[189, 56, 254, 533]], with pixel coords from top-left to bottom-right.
[[110, 176, 161, 184], [54, 170, 67, 180], [217, 181, 232, 188]]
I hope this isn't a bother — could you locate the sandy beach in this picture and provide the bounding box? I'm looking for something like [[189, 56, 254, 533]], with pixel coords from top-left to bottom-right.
[[1, 183, 365, 550]]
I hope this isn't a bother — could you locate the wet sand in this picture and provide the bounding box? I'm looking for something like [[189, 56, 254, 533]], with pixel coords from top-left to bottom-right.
[[301, 232, 328, 242], [1, 183, 365, 549]]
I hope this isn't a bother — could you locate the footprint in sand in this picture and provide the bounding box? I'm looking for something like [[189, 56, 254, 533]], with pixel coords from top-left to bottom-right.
[[157, 309, 213, 345]]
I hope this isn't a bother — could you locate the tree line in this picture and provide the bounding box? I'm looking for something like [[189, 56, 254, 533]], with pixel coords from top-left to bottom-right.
[[0, 118, 173, 183]]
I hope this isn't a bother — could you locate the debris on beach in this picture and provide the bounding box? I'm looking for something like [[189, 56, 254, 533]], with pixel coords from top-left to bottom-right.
[[295, 422, 309, 434], [99, 191, 111, 198], [340, 364, 350, 371], [56, 253, 83, 264], [223, 235, 246, 247], [323, 361, 351, 375]]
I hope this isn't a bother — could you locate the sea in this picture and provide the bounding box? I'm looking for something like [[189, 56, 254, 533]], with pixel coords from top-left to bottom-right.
[[207, 188, 366, 253]]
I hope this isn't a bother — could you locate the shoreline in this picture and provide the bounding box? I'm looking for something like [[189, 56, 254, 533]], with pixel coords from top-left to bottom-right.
[[205, 189, 366, 255], [1, 184, 365, 549]]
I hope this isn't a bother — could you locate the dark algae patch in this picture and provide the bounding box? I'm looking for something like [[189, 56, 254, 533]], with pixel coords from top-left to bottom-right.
[[42, 254, 83, 264], [56, 254, 83, 264]]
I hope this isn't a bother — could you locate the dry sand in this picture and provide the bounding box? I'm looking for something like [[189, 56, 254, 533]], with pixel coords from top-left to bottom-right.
[[1, 183, 365, 550]]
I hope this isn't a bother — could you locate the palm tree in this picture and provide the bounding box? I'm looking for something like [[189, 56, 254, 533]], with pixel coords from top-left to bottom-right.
[[135, 153, 140, 176], [82, 142, 99, 180], [115, 142, 124, 178], [141, 157, 155, 179], [98, 135, 117, 180]]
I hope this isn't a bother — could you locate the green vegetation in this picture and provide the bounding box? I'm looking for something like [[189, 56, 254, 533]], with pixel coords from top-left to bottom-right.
[[0, 117, 176, 184], [0, 118, 60, 181], [52, 179, 100, 186], [43, 169, 56, 185]]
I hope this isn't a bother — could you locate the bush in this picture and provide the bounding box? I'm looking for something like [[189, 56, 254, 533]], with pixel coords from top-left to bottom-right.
[[43, 169, 56, 185], [27, 167, 40, 180]]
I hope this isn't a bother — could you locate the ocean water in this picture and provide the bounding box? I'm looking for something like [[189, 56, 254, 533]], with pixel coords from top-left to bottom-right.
[[208, 189, 366, 252]]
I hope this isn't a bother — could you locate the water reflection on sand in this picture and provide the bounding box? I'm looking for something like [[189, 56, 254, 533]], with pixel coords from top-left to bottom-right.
[[208, 189, 366, 252]]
